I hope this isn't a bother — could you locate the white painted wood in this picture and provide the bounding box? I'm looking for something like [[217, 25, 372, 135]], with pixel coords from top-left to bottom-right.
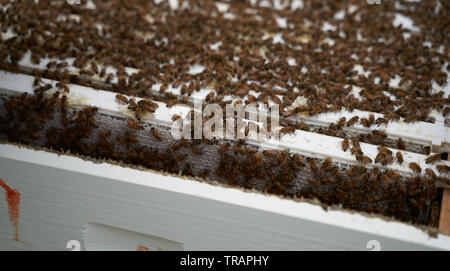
[[0, 144, 449, 251]]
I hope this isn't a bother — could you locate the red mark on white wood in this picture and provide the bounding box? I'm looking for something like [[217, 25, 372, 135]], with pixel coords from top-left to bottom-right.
[[136, 245, 150, 251], [136, 245, 163, 251], [0, 178, 21, 241]]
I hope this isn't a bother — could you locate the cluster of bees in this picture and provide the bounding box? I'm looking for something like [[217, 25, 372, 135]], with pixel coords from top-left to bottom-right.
[[214, 141, 444, 225], [115, 94, 159, 121], [0, 0, 449, 227], [0, 1, 448, 121], [1, 85, 449, 227]]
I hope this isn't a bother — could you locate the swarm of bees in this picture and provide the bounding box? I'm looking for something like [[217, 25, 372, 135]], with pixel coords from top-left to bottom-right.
[[0, 0, 449, 228]]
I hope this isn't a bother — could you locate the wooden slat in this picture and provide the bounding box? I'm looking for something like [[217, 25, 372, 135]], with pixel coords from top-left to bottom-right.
[[440, 154, 450, 235], [440, 189, 450, 236]]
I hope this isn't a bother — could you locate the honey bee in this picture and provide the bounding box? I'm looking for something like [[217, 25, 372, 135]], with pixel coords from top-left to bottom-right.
[[321, 157, 333, 170], [171, 114, 181, 121], [360, 118, 370, 128], [56, 81, 70, 93], [336, 117, 346, 129], [183, 163, 193, 176], [46, 61, 57, 69], [350, 147, 362, 156], [205, 92, 215, 102], [252, 153, 264, 166], [263, 150, 278, 157], [191, 145, 203, 156], [283, 109, 295, 117], [31, 53, 41, 64], [409, 162, 422, 174], [424, 168, 437, 179], [436, 165, 449, 175], [308, 178, 320, 186], [443, 107, 450, 117], [33, 77, 42, 86], [396, 152, 404, 165], [174, 154, 187, 163], [295, 121, 309, 131], [385, 169, 401, 181], [369, 169, 379, 182], [116, 94, 129, 104], [106, 73, 114, 84], [425, 153, 440, 164], [218, 143, 230, 153], [309, 158, 319, 175], [166, 99, 178, 108], [379, 173, 392, 185], [90, 62, 99, 74], [341, 138, 349, 152], [127, 119, 143, 130], [99, 131, 111, 139], [321, 177, 334, 184], [278, 149, 290, 160], [99, 67, 106, 78], [198, 169, 209, 179], [362, 156, 372, 164], [396, 138, 406, 150], [280, 126, 295, 136], [84, 106, 98, 115], [241, 147, 257, 155], [346, 116, 359, 126], [372, 130, 387, 139], [120, 132, 137, 144], [168, 143, 181, 153], [375, 117, 388, 126], [351, 138, 360, 149], [368, 114, 375, 125], [377, 146, 392, 155], [375, 152, 393, 165], [292, 154, 305, 167], [271, 95, 281, 104], [151, 127, 163, 141]]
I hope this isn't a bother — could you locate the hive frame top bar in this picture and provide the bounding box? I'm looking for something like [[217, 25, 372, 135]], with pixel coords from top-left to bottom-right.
[[1, 70, 448, 177], [10, 49, 450, 150], [0, 70, 191, 126]]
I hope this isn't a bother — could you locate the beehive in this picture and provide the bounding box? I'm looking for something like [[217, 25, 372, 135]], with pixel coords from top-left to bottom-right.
[[0, 0, 449, 250]]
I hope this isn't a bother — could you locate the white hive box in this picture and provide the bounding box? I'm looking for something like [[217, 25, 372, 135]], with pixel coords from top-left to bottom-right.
[[0, 143, 449, 251]]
